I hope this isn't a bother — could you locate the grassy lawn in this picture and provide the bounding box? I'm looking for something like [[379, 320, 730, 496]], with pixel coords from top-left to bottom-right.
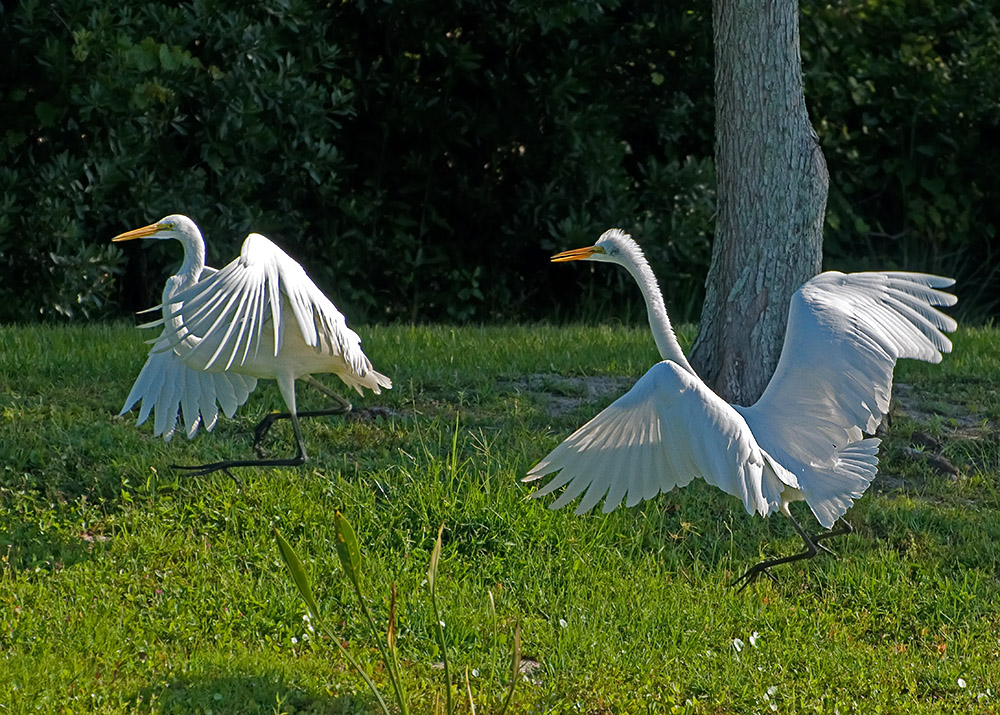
[[1, 321, 999, 714]]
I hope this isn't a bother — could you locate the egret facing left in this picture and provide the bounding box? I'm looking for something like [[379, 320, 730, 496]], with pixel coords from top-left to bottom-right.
[[114, 214, 392, 476]]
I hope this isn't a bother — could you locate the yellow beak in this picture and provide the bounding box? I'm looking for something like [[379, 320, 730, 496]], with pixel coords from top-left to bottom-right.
[[550, 245, 603, 262], [112, 222, 162, 242]]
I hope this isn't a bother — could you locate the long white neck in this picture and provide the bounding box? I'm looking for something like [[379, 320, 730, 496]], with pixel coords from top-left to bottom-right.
[[175, 228, 206, 289], [160, 225, 207, 353], [616, 245, 695, 374]]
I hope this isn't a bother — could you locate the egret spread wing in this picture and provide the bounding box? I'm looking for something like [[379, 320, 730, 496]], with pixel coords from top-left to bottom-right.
[[736, 271, 956, 525], [525, 361, 785, 518], [120, 334, 258, 440], [742, 271, 956, 454], [154, 233, 370, 375]]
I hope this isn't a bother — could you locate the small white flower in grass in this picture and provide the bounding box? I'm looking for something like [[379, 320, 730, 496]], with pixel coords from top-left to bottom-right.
[[559, 618, 568, 628], [472, 669, 479, 677], [750, 631, 761, 648], [439, 621, 446, 629], [291, 636, 298, 645], [764, 686, 778, 700], [732, 638, 744, 653], [958, 678, 967, 689]]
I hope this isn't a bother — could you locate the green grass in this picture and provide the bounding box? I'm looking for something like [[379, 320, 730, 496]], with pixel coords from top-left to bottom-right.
[[1, 322, 999, 714]]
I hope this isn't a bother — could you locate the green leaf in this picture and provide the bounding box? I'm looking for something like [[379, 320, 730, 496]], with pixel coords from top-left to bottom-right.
[[428, 523, 444, 590], [920, 176, 945, 196], [35, 102, 58, 128], [273, 527, 320, 621], [159, 43, 178, 71], [334, 511, 362, 590], [387, 583, 397, 653], [130, 38, 160, 71]]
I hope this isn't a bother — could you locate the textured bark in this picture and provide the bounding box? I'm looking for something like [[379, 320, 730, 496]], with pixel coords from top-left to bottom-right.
[[689, 0, 828, 405]]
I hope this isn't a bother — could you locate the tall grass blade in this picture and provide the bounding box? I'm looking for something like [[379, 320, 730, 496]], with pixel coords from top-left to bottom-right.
[[273, 527, 392, 715], [448, 412, 460, 488], [497, 620, 522, 715], [388, 582, 397, 653], [388, 582, 404, 700], [272, 527, 319, 621], [333, 510, 362, 592], [428, 522, 443, 590], [429, 524, 454, 714], [465, 665, 476, 715], [335, 511, 409, 715]]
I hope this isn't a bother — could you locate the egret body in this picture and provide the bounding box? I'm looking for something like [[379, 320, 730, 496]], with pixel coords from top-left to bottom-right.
[[526, 229, 956, 587], [115, 214, 391, 476]]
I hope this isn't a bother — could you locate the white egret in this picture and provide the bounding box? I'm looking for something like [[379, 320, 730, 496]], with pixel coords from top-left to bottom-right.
[[115, 214, 391, 476], [525, 229, 956, 587]]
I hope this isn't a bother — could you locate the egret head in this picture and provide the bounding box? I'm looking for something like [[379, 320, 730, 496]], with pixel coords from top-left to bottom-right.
[[550, 228, 636, 264], [112, 214, 200, 243]]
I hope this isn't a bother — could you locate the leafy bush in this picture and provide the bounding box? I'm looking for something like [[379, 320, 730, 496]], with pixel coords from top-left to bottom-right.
[[3, 0, 997, 323], [803, 0, 1000, 311], [1, 0, 714, 323]]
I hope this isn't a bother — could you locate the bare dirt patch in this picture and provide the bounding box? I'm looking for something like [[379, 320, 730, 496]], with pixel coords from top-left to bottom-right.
[[891, 383, 991, 438], [504, 373, 636, 417], [875, 381, 996, 490]]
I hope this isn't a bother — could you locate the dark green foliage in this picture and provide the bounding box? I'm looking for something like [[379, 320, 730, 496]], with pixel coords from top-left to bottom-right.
[[2, 0, 997, 323], [802, 0, 1000, 312], [1, 0, 713, 323]]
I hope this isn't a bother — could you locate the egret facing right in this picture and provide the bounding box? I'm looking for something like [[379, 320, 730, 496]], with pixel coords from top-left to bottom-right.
[[115, 214, 391, 476]]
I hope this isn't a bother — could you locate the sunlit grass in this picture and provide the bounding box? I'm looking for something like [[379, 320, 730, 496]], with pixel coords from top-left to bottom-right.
[[1, 322, 998, 713]]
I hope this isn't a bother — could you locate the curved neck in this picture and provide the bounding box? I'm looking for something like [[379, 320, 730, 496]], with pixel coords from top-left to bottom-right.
[[619, 252, 695, 374], [176, 229, 206, 287], [161, 228, 207, 352]]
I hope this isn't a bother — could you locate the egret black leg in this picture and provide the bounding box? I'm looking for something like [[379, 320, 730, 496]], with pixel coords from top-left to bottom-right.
[[811, 518, 853, 545], [253, 385, 352, 452], [170, 378, 355, 477], [171, 412, 310, 477], [730, 512, 825, 592]]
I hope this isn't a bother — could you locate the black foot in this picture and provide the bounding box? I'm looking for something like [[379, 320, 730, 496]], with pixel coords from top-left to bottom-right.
[[730, 514, 854, 592], [170, 455, 305, 478], [730, 565, 781, 592], [253, 413, 283, 454], [252, 406, 352, 455]]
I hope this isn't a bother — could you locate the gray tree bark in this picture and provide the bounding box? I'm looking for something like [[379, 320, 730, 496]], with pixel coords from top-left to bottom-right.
[[689, 0, 828, 405]]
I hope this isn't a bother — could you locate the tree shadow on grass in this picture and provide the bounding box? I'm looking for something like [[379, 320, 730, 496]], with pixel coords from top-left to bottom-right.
[[134, 672, 372, 714], [0, 521, 105, 572]]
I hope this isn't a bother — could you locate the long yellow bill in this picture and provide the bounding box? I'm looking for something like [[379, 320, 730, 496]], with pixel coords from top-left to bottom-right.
[[112, 222, 162, 242], [550, 245, 604, 262]]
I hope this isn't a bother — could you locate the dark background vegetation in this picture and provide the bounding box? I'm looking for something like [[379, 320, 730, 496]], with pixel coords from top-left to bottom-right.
[[2, 0, 998, 324]]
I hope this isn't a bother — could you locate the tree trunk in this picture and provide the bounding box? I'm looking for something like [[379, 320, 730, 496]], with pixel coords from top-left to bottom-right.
[[689, 0, 828, 405]]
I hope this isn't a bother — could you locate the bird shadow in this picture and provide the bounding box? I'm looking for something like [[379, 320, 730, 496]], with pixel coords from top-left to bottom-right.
[[130, 671, 370, 714]]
